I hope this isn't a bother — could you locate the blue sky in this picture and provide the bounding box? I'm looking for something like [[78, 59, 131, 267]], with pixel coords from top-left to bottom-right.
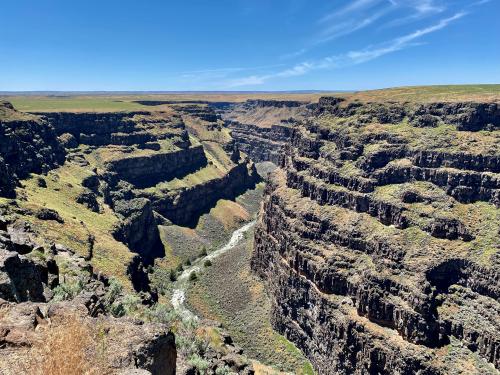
[[1, 0, 499, 91]]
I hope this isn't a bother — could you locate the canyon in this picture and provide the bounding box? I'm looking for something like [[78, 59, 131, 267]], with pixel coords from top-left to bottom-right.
[[0, 86, 499, 375]]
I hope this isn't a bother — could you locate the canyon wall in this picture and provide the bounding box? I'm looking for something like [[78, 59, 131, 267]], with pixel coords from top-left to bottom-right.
[[252, 97, 500, 374], [0, 102, 65, 197], [219, 100, 306, 164]]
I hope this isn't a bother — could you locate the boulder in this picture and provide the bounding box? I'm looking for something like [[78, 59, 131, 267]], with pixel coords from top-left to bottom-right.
[[76, 189, 101, 213], [35, 208, 64, 223]]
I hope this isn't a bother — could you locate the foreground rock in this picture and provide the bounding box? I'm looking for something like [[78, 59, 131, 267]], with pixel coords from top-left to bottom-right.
[[0, 217, 176, 374], [0, 299, 176, 375]]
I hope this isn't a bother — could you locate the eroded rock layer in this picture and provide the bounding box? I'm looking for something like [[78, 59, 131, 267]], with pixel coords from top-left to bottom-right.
[[253, 97, 500, 374], [219, 100, 306, 164]]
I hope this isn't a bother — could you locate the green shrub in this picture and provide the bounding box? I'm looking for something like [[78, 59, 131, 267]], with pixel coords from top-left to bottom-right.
[[189, 272, 198, 281], [150, 266, 174, 295], [188, 354, 209, 373], [204, 259, 212, 267], [121, 293, 141, 315], [176, 264, 184, 273], [103, 278, 124, 316], [52, 278, 85, 301], [215, 365, 233, 375], [147, 303, 180, 325], [199, 247, 208, 257], [108, 301, 126, 317], [185, 259, 192, 266]]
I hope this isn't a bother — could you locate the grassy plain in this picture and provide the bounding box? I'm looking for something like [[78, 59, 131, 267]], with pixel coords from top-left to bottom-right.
[[2, 85, 499, 113], [2, 92, 337, 112], [347, 84, 500, 103]]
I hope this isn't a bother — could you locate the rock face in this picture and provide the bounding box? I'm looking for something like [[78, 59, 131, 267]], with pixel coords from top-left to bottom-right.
[[0, 102, 65, 197], [218, 100, 306, 164], [0, 220, 59, 302], [112, 198, 164, 262], [252, 97, 500, 374], [225, 122, 294, 164], [106, 145, 207, 188], [143, 159, 258, 227]]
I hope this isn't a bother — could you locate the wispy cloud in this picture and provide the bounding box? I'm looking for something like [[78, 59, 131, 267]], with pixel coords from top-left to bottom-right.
[[320, 0, 382, 23], [383, 0, 446, 28], [226, 12, 466, 87], [317, 9, 389, 43]]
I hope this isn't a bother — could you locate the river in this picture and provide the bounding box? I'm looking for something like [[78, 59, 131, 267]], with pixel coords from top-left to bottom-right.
[[170, 220, 256, 318]]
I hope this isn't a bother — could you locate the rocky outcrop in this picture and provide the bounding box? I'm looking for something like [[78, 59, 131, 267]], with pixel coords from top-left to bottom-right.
[[105, 145, 207, 188], [226, 121, 294, 164], [0, 213, 176, 373], [253, 97, 500, 374], [0, 299, 176, 375], [0, 102, 65, 197], [112, 198, 164, 263], [0, 220, 59, 302], [313, 97, 500, 131], [143, 160, 259, 227], [76, 189, 101, 212]]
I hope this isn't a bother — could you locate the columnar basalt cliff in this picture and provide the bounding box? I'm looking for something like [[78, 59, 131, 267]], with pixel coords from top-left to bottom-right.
[[225, 121, 295, 164], [252, 97, 500, 374], [219, 100, 306, 164]]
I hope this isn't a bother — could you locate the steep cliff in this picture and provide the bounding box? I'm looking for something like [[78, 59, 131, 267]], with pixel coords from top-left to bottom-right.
[[0, 102, 65, 197], [253, 97, 500, 374], [28, 104, 258, 266], [225, 121, 295, 164], [219, 100, 306, 164]]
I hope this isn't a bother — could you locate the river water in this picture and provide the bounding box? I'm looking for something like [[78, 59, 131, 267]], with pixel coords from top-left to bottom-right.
[[170, 220, 256, 318]]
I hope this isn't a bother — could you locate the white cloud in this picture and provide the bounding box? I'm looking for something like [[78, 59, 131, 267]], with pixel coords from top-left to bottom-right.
[[226, 12, 466, 87]]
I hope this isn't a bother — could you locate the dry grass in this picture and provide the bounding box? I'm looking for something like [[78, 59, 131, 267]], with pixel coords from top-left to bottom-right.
[[211, 200, 250, 230], [21, 319, 109, 375]]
